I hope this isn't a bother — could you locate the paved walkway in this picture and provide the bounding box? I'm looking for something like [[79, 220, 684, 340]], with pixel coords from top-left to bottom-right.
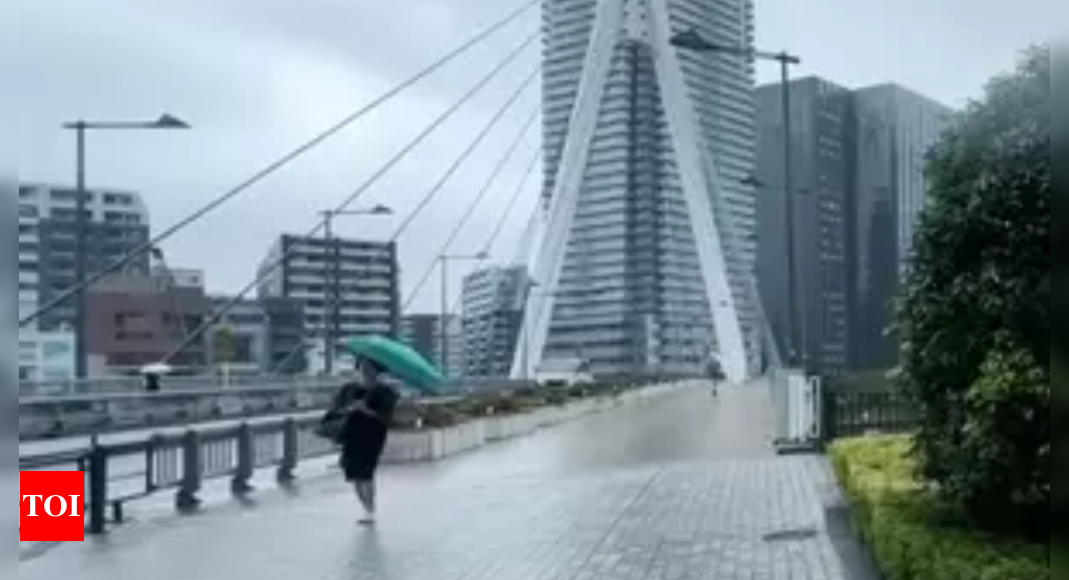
[[19, 381, 877, 580]]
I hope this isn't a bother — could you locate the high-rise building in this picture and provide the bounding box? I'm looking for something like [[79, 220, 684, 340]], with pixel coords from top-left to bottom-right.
[[850, 84, 954, 370], [257, 234, 400, 350], [17, 183, 151, 333], [526, 0, 759, 379], [461, 265, 527, 378], [756, 77, 854, 376], [755, 79, 953, 375]]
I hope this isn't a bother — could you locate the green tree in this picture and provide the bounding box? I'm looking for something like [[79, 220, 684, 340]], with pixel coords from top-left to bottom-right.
[[212, 325, 237, 367], [897, 46, 1049, 538]]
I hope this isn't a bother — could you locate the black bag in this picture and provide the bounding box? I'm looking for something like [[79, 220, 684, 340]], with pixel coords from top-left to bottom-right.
[[315, 383, 367, 443], [315, 407, 350, 443]]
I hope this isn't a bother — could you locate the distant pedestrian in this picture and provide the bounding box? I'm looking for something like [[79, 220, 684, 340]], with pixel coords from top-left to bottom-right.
[[143, 372, 161, 393], [707, 357, 725, 398], [330, 357, 399, 525]]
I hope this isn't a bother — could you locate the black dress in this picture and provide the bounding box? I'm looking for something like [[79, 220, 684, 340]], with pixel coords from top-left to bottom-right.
[[335, 382, 399, 482]]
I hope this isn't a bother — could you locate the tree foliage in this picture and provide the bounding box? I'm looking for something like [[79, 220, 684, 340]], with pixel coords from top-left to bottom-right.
[[213, 325, 238, 366], [897, 46, 1049, 539]]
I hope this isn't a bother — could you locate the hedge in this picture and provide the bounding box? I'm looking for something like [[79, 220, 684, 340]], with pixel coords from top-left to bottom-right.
[[829, 436, 1048, 580], [391, 382, 634, 430]]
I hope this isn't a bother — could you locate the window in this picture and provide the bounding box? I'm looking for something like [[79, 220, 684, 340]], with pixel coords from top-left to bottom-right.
[[103, 193, 133, 206], [51, 189, 91, 202], [51, 208, 91, 221], [19, 205, 38, 218]]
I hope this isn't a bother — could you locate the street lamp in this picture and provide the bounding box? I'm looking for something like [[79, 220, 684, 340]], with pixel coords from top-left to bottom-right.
[[670, 29, 803, 371], [438, 252, 488, 379], [320, 204, 393, 376], [742, 175, 810, 368], [63, 114, 190, 378], [521, 280, 540, 382]]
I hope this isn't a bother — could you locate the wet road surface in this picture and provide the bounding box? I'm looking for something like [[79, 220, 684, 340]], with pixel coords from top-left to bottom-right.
[[19, 381, 877, 580]]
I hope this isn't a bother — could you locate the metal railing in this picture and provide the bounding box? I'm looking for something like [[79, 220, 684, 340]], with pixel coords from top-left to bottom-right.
[[19, 375, 529, 399], [19, 374, 342, 398], [20, 414, 333, 534], [19, 377, 535, 441], [821, 386, 919, 440]]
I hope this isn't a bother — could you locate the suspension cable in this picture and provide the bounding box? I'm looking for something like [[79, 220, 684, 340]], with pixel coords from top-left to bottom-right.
[[480, 146, 542, 257], [162, 33, 540, 367], [401, 105, 540, 311], [444, 146, 542, 318], [269, 62, 540, 375], [18, 0, 539, 329]]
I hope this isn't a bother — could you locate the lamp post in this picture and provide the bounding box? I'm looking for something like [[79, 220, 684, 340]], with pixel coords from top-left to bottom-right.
[[743, 175, 811, 369], [63, 114, 190, 378], [521, 280, 540, 382], [320, 204, 392, 376], [669, 30, 803, 370], [438, 252, 488, 379]]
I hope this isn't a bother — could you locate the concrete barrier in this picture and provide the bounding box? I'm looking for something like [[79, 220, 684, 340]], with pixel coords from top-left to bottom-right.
[[380, 383, 688, 464]]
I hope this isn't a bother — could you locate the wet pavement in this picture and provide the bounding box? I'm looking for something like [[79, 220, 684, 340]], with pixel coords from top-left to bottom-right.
[[19, 381, 877, 580]]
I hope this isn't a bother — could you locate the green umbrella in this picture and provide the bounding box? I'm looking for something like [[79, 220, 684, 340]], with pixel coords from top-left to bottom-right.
[[341, 335, 444, 393]]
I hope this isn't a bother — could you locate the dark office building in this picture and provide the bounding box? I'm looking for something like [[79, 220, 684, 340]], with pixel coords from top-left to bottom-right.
[[756, 77, 853, 376], [756, 79, 953, 375], [849, 85, 954, 370]]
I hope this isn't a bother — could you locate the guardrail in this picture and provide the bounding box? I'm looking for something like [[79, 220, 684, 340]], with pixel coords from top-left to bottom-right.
[[19, 375, 336, 398], [20, 375, 527, 399], [19, 379, 531, 441], [20, 414, 333, 534]]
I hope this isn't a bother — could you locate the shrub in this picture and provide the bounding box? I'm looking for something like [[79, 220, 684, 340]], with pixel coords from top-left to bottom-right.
[[897, 47, 1049, 535], [830, 436, 1048, 580], [951, 344, 1049, 538]]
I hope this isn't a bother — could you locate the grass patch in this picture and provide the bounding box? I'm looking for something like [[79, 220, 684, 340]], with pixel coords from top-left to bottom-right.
[[829, 436, 1048, 580]]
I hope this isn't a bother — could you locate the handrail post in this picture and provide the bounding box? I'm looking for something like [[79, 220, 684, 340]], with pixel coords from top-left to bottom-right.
[[277, 418, 298, 486], [175, 430, 202, 512], [145, 435, 160, 493], [87, 440, 108, 534], [231, 423, 255, 496]]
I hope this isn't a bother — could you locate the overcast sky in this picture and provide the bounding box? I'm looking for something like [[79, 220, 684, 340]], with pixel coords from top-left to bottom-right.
[[5, 0, 1061, 314]]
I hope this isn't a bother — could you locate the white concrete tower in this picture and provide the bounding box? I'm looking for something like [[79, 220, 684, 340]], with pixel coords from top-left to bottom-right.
[[514, 0, 761, 382]]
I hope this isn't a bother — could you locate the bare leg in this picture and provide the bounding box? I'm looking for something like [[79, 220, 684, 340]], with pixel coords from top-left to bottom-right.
[[354, 479, 376, 524]]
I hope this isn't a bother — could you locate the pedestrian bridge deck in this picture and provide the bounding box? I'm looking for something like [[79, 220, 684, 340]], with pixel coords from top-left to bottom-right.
[[18, 382, 877, 580]]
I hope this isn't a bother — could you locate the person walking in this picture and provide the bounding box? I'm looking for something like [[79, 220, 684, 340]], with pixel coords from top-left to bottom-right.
[[331, 356, 399, 525]]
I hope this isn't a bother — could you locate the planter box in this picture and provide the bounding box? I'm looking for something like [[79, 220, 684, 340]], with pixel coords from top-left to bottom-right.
[[380, 383, 680, 465], [383, 421, 486, 463], [484, 414, 539, 442]]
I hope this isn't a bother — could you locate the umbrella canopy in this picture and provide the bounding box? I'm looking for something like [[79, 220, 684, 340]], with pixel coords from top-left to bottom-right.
[[341, 335, 444, 393]]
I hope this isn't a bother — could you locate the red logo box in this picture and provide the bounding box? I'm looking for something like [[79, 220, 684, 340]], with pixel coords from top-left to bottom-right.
[[20, 471, 85, 542]]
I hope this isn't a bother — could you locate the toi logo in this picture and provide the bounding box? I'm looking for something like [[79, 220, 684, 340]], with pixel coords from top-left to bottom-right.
[[20, 471, 85, 542]]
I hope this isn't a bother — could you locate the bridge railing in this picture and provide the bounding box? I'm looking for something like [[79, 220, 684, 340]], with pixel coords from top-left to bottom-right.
[[20, 414, 332, 535], [19, 378, 532, 440], [19, 374, 342, 398]]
